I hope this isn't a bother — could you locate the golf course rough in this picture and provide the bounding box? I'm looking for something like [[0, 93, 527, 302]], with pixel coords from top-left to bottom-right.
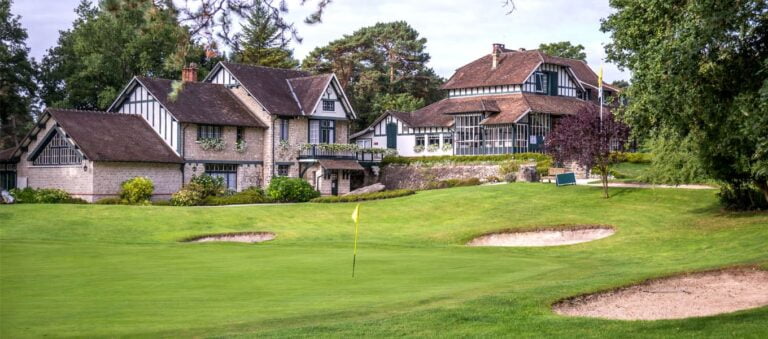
[[553, 267, 768, 320], [466, 225, 615, 247]]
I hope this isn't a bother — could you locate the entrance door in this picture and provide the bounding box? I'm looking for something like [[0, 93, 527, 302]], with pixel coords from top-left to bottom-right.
[[386, 123, 398, 149], [331, 172, 339, 196]]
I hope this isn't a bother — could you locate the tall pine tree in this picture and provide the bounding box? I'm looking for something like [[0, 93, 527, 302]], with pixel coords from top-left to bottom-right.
[[233, 0, 299, 69]]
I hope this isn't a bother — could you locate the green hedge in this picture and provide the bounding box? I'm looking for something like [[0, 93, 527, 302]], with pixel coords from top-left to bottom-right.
[[10, 187, 87, 204], [202, 187, 272, 205], [381, 152, 553, 166], [311, 189, 415, 203], [267, 177, 320, 203], [426, 178, 481, 189]]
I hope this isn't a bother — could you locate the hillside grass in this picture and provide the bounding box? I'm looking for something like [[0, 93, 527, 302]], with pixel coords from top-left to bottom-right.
[[1, 183, 767, 337]]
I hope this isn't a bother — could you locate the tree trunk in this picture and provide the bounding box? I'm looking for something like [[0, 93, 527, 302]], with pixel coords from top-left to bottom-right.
[[757, 180, 768, 205], [600, 164, 610, 199]]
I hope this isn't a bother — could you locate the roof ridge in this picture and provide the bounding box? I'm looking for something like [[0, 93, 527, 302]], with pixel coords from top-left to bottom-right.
[[47, 108, 124, 115], [287, 73, 332, 81]]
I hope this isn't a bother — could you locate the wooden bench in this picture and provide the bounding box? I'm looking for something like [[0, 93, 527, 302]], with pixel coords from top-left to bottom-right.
[[542, 168, 567, 183]]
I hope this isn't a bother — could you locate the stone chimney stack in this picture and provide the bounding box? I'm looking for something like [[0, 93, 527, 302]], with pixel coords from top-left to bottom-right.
[[492, 43, 505, 69], [182, 63, 198, 82]]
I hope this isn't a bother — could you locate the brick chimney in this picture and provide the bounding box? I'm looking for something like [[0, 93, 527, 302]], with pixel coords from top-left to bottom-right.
[[182, 63, 198, 82], [492, 43, 505, 69]]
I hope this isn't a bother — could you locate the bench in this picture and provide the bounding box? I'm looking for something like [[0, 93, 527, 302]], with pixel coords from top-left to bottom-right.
[[542, 168, 567, 183]]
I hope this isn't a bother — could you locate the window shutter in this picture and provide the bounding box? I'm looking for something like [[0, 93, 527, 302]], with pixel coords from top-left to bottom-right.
[[549, 72, 558, 96]]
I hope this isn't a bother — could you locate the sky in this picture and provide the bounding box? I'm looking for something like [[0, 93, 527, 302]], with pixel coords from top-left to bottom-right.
[[11, 0, 630, 82]]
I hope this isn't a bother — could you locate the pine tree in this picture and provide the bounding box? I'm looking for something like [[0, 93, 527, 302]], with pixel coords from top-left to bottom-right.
[[233, 1, 299, 69]]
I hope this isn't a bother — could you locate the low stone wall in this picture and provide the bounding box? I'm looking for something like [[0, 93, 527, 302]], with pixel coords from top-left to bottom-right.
[[380, 164, 502, 190]]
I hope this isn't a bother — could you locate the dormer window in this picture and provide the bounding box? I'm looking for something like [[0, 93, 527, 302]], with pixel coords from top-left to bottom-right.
[[322, 99, 335, 112]]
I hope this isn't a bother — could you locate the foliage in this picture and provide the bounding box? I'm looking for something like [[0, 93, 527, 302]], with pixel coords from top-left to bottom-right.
[[413, 145, 425, 153], [302, 21, 444, 130], [640, 130, 710, 185], [381, 153, 553, 166], [426, 144, 439, 153], [426, 178, 482, 190], [538, 41, 586, 61], [0, 0, 38, 149], [9, 187, 85, 204], [202, 187, 271, 205], [235, 139, 248, 153], [610, 152, 651, 164], [499, 160, 521, 182], [119, 177, 154, 205], [301, 143, 359, 153], [190, 174, 226, 197], [611, 80, 630, 89], [719, 183, 768, 211], [38, 0, 193, 109], [441, 143, 452, 152], [601, 0, 768, 209], [370, 93, 425, 115], [232, 0, 299, 68], [546, 106, 629, 198], [310, 189, 415, 203], [198, 138, 226, 151], [170, 184, 204, 206], [266, 177, 319, 202]]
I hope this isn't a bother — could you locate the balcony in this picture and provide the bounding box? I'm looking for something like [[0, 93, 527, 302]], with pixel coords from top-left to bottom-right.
[[298, 144, 384, 163]]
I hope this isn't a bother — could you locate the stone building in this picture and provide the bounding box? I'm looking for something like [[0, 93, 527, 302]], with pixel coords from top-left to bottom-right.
[[0, 62, 377, 201]]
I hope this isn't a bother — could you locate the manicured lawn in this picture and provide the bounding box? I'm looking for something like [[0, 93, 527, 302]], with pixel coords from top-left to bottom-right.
[[1, 184, 767, 337]]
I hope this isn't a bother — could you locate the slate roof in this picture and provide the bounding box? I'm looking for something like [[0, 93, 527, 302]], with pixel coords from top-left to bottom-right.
[[441, 49, 617, 91], [46, 109, 183, 163], [219, 62, 312, 116], [137, 77, 265, 127]]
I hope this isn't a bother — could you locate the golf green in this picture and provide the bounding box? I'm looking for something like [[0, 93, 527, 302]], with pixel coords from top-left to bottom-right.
[[1, 183, 766, 337]]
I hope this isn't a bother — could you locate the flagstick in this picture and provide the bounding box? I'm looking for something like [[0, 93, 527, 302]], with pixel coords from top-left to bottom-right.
[[352, 218, 359, 277]]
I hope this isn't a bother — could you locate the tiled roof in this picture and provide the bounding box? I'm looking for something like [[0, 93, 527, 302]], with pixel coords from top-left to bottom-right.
[[220, 62, 311, 116], [441, 49, 618, 92], [318, 159, 364, 171], [137, 77, 265, 127], [47, 109, 183, 163], [287, 74, 333, 114]]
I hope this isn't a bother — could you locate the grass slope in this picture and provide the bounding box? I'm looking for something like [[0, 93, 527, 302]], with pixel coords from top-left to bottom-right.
[[1, 184, 767, 337]]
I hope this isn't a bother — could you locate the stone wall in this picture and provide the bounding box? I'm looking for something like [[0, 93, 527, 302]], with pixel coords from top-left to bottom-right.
[[182, 123, 264, 162], [92, 162, 182, 201], [380, 164, 502, 190]]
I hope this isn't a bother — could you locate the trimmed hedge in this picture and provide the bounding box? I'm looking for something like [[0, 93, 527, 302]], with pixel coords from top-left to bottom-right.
[[381, 152, 553, 166], [426, 178, 482, 189], [311, 189, 415, 203], [202, 187, 271, 205], [9, 187, 87, 204]]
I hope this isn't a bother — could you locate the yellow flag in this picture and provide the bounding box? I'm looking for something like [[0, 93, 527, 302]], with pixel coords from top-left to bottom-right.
[[598, 65, 604, 87], [351, 204, 360, 224]]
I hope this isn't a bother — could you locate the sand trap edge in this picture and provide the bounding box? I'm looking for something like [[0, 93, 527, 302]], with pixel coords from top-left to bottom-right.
[[466, 224, 616, 247], [182, 231, 276, 243], [551, 266, 768, 320]]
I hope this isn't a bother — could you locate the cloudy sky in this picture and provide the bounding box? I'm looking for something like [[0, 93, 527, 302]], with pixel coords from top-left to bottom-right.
[[11, 0, 629, 82]]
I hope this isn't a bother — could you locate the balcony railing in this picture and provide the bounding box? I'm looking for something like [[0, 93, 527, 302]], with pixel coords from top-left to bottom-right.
[[298, 145, 383, 163]]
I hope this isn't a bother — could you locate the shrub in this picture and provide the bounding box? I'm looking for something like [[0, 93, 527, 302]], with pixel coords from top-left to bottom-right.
[[310, 189, 415, 203], [267, 177, 320, 202], [152, 200, 172, 206], [190, 174, 226, 197], [202, 187, 271, 205], [426, 178, 482, 189], [120, 177, 154, 204], [718, 184, 768, 211], [95, 197, 123, 205], [9, 187, 81, 204], [485, 176, 502, 183], [640, 132, 710, 185], [610, 152, 652, 164], [170, 183, 205, 206]]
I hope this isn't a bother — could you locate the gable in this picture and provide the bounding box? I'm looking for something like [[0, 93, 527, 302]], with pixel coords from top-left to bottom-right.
[[27, 127, 83, 166], [310, 80, 350, 119], [109, 79, 181, 153], [522, 63, 582, 97], [208, 67, 239, 87]]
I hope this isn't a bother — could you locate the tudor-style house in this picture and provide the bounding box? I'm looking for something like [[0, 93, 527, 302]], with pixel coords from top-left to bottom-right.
[[351, 43, 618, 156], [0, 62, 370, 201]]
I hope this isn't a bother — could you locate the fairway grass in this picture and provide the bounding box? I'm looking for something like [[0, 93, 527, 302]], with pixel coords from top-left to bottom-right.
[[1, 184, 767, 337]]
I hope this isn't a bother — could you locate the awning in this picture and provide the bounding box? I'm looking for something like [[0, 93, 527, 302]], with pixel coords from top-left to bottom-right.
[[318, 159, 365, 171]]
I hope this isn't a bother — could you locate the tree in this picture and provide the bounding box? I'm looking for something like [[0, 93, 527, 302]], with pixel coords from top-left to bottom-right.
[[39, 0, 193, 110], [601, 0, 768, 208], [0, 0, 37, 149], [546, 106, 629, 198], [232, 0, 298, 68], [370, 93, 425, 115], [302, 21, 444, 130], [611, 80, 629, 89], [538, 41, 586, 61]]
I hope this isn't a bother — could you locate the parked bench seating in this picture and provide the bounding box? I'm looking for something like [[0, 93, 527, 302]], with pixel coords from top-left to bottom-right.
[[542, 168, 567, 183]]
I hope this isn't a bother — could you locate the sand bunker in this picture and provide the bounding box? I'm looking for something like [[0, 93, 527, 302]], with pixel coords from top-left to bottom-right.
[[553, 268, 768, 320], [184, 232, 276, 243], [467, 226, 614, 247]]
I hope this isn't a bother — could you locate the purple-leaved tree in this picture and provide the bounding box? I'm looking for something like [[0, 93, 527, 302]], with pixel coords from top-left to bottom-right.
[[546, 105, 629, 198]]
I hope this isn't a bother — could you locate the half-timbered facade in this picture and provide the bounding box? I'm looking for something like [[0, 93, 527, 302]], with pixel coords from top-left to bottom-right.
[[1, 62, 367, 200], [352, 43, 618, 156]]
